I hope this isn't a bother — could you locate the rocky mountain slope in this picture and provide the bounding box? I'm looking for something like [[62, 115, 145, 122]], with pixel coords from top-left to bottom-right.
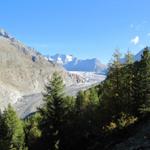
[[0, 29, 78, 112], [47, 54, 107, 74]]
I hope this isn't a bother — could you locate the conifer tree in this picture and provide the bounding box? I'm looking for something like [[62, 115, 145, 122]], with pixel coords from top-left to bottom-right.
[[24, 113, 42, 150], [122, 51, 134, 113], [88, 87, 99, 106], [138, 47, 150, 114], [102, 50, 123, 119], [125, 51, 134, 64], [0, 104, 25, 150], [130, 60, 141, 115], [39, 72, 67, 150], [75, 91, 85, 113]]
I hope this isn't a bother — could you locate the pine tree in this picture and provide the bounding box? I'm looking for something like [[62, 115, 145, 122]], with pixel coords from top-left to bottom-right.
[[138, 47, 150, 115], [75, 91, 85, 113], [0, 104, 25, 150], [121, 51, 134, 113], [24, 113, 42, 150], [125, 51, 134, 64], [102, 50, 123, 119], [88, 87, 99, 106], [39, 72, 67, 150], [129, 60, 141, 116]]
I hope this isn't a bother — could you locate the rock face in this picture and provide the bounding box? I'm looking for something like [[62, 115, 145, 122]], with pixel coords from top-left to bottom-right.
[[0, 29, 75, 111]]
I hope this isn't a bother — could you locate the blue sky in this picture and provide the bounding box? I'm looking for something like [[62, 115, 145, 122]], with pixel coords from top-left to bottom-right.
[[1, 0, 150, 63]]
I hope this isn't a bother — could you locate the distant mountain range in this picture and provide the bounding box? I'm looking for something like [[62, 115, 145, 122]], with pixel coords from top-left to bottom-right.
[[46, 54, 107, 74], [134, 47, 150, 61], [120, 47, 150, 63]]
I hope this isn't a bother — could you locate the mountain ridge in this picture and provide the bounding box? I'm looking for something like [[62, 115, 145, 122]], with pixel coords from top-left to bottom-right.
[[46, 54, 107, 74], [120, 47, 150, 63]]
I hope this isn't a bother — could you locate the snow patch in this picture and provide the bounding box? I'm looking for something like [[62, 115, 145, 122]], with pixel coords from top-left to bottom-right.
[[66, 55, 73, 62]]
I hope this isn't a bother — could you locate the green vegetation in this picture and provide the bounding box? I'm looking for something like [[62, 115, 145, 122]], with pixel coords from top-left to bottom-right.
[[0, 105, 26, 150], [1, 47, 150, 149]]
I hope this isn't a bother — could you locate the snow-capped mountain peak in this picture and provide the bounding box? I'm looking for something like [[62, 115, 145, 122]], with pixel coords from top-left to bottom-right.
[[66, 55, 73, 62], [50, 54, 75, 64], [48, 54, 107, 74]]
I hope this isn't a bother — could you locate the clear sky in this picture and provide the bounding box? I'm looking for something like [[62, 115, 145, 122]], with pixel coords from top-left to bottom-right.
[[1, 0, 150, 63]]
